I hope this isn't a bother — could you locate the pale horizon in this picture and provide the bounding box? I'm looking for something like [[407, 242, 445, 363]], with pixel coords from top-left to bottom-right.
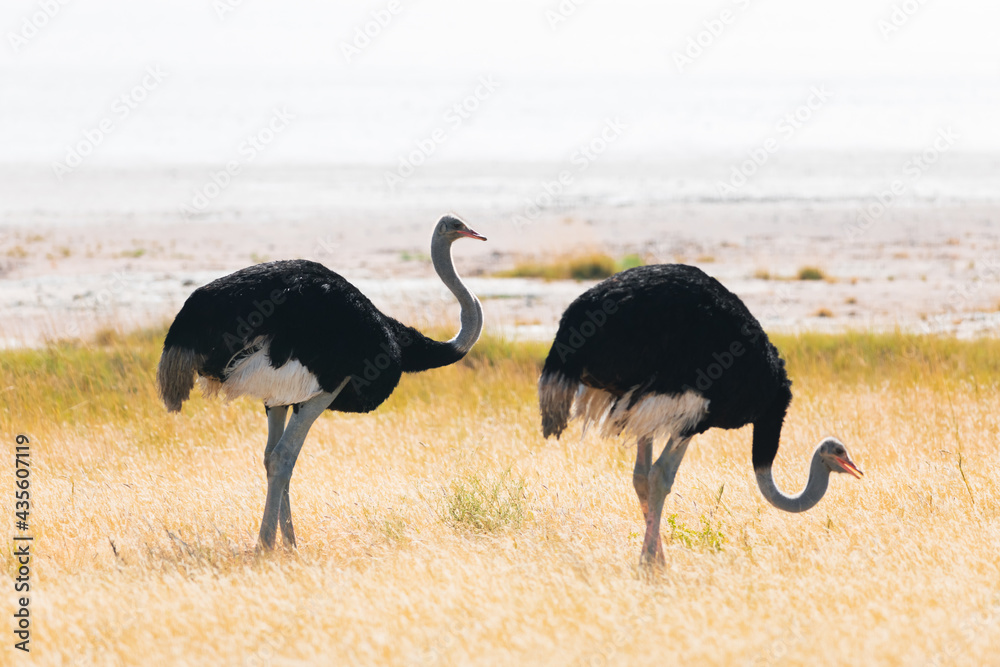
[[2, 0, 999, 171]]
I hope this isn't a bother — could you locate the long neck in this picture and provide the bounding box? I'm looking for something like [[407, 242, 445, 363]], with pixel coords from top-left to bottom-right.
[[398, 235, 483, 372], [755, 447, 831, 513], [431, 234, 483, 356], [751, 386, 829, 512]]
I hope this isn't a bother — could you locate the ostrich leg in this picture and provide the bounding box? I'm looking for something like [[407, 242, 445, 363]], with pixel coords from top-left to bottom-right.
[[633, 435, 654, 520], [279, 482, 296, 547], [263, 405, 293, 545], [264, 405, 289, 458], [258, 378, 350, 550], [641, 435, 692, 565]]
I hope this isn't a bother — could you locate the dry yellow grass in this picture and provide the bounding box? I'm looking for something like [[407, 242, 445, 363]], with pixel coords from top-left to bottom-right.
[[2, 329, 1000, 665]]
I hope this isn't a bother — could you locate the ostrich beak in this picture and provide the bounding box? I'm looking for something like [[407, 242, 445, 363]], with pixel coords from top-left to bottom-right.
[[457, 228, 487, 241], [836, 456, 864, 479]]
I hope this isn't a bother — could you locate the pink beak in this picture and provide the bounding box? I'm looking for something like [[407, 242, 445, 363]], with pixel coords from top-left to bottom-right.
[[457, 228, 487, 241], [836, 456, 864, 479]]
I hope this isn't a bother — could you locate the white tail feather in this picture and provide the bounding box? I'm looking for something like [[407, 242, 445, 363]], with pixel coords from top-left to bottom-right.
[[573, 385, 709, 441], [210, 337, 323, 407]]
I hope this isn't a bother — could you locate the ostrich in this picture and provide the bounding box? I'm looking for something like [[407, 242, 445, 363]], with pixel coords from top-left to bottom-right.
[[156, 215, 486, 550], [538, 264, 862, 564]]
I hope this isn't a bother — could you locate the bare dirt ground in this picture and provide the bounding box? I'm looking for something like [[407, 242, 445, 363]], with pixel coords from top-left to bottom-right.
[[1, 164, 998, 347]]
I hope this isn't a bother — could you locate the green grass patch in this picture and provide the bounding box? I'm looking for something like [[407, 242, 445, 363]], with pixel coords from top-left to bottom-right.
[[494, 253, 644, 281], [444, 467, 527, 533], [755, 267, 834, 281], [772, 331, 1000, 387], [462, 334, 548, 368], [0, 327, 164, 427], [667, 514, 726, 552], [797, 266, 827, 281], [618, 254, 644, 271], [362, 505, 409, 545]]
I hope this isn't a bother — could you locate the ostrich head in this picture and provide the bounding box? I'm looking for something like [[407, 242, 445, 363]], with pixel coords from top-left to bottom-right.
[[435, 215, 487, 243], [755, 436, 863, 513], [816, 437, 864, 479]]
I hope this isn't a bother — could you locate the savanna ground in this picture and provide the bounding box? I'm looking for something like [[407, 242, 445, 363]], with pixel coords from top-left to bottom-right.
[[2, 328, 1000, 666]]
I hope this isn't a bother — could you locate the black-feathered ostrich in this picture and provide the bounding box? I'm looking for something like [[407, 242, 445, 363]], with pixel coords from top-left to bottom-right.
[[157, 215, 486, 549], [539, 264, 862, 564]]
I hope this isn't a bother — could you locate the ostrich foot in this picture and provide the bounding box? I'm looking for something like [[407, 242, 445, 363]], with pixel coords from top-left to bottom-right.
[[640, 514, 665, 567]]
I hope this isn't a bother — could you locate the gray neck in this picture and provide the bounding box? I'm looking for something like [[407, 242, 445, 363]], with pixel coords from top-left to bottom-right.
[[431, 233, 483, 355], [754, 445, 831, 513]]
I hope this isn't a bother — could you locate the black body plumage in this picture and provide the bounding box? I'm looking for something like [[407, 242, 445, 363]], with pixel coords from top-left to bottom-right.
[[539, 264, 792, 469], [161, 259, 462, 413]]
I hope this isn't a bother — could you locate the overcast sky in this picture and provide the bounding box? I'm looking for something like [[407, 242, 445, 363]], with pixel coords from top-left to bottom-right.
[[3, 0, 999, 79], [2, 1, 998, 167]]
